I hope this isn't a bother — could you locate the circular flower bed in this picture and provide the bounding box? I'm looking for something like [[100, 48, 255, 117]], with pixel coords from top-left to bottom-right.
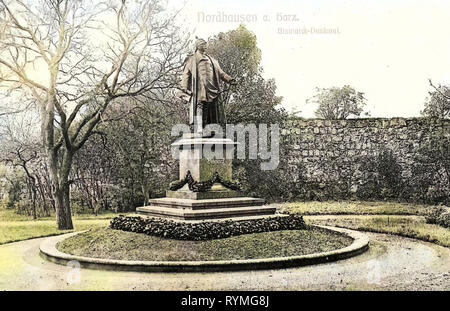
[[57, 226, 354, 262]]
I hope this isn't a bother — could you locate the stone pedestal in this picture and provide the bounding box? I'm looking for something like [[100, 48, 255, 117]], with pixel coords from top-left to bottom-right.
[[174, 135, 234, 182], [136, 134, 276, 221]]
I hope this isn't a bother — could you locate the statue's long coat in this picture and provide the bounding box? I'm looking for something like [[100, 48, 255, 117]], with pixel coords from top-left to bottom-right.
[[180, 53, 231, 125]]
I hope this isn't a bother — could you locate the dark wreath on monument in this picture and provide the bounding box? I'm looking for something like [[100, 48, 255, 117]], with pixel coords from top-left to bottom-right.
[[169, 170, 242, 193]]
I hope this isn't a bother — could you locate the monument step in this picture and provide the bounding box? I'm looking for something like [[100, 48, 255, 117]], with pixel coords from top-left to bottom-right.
[[147, 197, 265, 210], [136, 205, 276, 220]]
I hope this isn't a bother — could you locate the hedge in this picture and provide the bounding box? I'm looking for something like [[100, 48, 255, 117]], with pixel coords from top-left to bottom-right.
[[110, 215, 307, 241], [425, 206, 450, 229]]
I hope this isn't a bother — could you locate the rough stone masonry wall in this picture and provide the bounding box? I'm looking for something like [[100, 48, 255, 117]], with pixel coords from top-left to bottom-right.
[[282, 117, 450, 201]]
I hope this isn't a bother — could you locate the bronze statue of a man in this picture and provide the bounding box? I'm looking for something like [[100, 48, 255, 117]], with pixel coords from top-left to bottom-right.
[[180, 38, 235, 132]]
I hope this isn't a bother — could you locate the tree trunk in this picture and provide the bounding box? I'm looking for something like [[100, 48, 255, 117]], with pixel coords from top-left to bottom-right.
[[48, 149, 74, 230], [32, 187, 37, 220], [142, 183, 150, 206], [60, 152, 74, 229], [54, 184, 73, 230]]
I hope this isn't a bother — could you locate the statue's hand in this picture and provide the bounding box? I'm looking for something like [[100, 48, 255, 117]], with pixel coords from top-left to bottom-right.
[[229, 78, 237, 85]]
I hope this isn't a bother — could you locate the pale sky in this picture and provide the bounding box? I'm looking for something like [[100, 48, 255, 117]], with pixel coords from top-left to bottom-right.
[[177, 0, 450, 118]]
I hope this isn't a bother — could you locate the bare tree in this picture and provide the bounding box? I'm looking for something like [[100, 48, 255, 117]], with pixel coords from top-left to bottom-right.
[[0, 0, 188, 229], [0, 113, 52, 218], [422, 79, 450, 118], [2, 145, 39, 218]]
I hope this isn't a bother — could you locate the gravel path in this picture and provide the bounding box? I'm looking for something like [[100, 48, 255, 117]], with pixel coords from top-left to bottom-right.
[[0, 230, 449, 290]]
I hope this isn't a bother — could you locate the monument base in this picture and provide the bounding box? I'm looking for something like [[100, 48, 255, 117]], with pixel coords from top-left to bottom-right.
[[136, 197, 276, 221], [136, 135, 276, 221]]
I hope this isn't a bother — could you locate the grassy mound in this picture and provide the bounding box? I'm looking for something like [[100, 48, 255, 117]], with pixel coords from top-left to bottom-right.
[[58, 227, 353, 261]]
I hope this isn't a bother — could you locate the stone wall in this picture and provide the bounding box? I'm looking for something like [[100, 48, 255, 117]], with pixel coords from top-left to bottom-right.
[[282, 117, 450, 201]]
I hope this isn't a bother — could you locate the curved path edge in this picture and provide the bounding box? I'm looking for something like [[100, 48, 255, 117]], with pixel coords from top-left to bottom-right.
[[39, 226, 370, 272]]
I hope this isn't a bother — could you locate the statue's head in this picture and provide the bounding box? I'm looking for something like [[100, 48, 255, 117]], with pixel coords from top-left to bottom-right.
[[195, 38, 207, 53]]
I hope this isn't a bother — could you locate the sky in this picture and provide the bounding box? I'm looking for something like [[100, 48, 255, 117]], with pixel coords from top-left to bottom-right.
[[176, 0, 450, 118]]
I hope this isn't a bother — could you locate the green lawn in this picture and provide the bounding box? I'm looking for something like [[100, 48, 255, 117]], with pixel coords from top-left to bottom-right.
[[0, 209, 121, 245], [1, 201, 448, 250], [282, 201, 450, 248], [282, 201, 432, 216], [306, 215, 450, 248]]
